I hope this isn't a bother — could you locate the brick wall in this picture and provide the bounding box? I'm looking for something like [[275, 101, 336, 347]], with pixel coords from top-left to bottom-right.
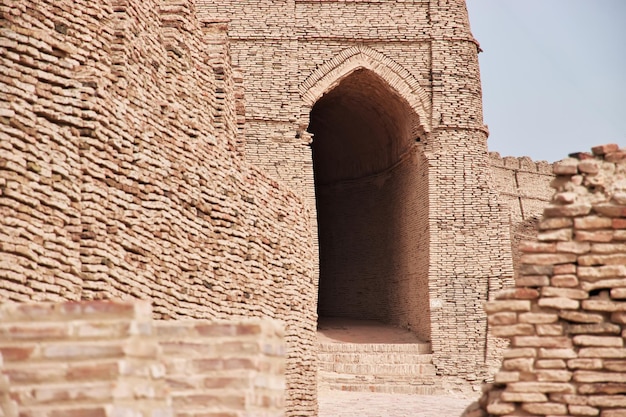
[[466, 144, 626, 417], [0, 300, 286, 417], [0, 1, 315, 415], [0, 300, 170, 417], [489, 153, 556, 278]]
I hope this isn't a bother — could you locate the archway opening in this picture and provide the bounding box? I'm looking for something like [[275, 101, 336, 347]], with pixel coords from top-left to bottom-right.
[[308, 68, 431, 341]]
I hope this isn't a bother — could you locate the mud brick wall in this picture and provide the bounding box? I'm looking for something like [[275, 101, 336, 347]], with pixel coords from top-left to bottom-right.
[[0, 1, 315, 415], [467, 144, 626, 417], [156, 319, 285, 417], [489, 153, 556, 277], [0, 300, 170, 417], [0, 300, 286, 417]]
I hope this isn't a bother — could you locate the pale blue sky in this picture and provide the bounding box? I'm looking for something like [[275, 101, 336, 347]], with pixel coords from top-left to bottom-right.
[[465, 0, 626, 162]]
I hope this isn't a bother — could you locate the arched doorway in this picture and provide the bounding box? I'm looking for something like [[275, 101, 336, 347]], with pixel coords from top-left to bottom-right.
[[308, 68, 431, 341]]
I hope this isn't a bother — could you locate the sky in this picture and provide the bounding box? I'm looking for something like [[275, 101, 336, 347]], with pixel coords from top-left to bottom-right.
[[465, 0, 626, 162]]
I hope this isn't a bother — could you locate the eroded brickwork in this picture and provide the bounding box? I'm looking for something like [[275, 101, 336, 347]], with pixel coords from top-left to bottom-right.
[[467, 144, 626, 417], [0, 300, 285, 417], [0, 1, 315, 415]]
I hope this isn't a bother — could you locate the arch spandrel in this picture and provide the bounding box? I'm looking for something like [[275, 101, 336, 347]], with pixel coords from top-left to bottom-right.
[[299, 45, 432, 133]]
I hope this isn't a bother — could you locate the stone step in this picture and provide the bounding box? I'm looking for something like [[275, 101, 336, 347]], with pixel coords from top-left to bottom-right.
[[317, 342, 437, 394], [319, 361, 436, 376], [318, 371, 438, 395], [322, 383, 439, 395], [317, 342, 431, 354], [318, 352, 434, 365]]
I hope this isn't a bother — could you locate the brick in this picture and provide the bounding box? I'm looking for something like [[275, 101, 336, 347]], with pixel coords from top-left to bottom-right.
[[591, 144, 619, 155], [559, 311, 604, 323], [486, 402, 515, 415], [538, 348, 577, 359], [488, 312, 517, 325], [578, 265, 626, 281], [537, 297, 579, 310], [579, 254, 626, 266], [574, 371, 626, 383], [519, 241, 556, 253], [491, 324, 535, 337], [503, 348, 537, 359], [573, 336, 623, 347], [576, 230, 615, 242], [536, 324, 563, 336], [541, 287, 588, 299], [518, 313, 558, 324], [484, 300, 531, 313], [522, 401, 567, 415], [568, 404, 599, 416], [556, 241, 591, 254], [500, 392, 547, 402], [517, 275, 551, 287], [570, 323, 621, 335], [538, 217, 574, 230], [567, 359, 603, 370], [551, 274, 579, 287], [513, 336, 572, 348], [544, 204, 592, 218], [579, 383, 626, 394], [507, 381, 575, 393], [579, 348, 626, 358], [575, 216, 613, 229], [520, 253, 577, 265], [535, 359, 566, 369], [494, 371, 519, 383]]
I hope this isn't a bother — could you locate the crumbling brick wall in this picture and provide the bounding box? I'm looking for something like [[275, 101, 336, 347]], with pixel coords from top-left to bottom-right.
[[0, 300, 285, 417], [0, 1, 315, 415], [467, 144, 626, 417]]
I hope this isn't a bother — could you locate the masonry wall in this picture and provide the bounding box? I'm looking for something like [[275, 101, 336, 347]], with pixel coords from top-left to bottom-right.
[[197, 0, 515, 383], [317, 145, 431, 341], [466, 144, 626, 417], [0, 300, 285, 417], [489, 153, 555, 278], [0, 1, 316, 415]]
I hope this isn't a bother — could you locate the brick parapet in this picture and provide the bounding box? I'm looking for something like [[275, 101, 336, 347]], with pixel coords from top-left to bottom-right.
[[467, 144, 626, 417]]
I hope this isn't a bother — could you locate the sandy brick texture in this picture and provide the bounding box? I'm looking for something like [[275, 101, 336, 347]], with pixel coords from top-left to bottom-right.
[[465, 144, 626, 417], [0, 299, 285, 417]]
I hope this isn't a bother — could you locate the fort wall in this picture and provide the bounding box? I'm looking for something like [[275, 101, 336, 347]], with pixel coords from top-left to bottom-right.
[[489, 153, 556, 277], [0, 1, 315, 415]]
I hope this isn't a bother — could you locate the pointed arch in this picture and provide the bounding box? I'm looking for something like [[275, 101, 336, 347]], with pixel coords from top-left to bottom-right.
[[299, 45, 431, 133]]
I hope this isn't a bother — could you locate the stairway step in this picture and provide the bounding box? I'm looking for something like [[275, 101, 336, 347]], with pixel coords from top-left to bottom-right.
[[319, 362, 436, 376], [317, 342, 431, 354], [318, 352, 433, 365], [323, 383, 439, 395]]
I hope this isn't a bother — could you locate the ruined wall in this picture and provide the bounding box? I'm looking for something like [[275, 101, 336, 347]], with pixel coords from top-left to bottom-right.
[[0, 1, 316, 415], [0, 300, 285, 417], [467, 144, 626, 417], [489, 153, 556, 277]]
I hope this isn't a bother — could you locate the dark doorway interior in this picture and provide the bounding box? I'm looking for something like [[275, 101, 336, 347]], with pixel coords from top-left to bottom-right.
[[308, 69, 431, 340]]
